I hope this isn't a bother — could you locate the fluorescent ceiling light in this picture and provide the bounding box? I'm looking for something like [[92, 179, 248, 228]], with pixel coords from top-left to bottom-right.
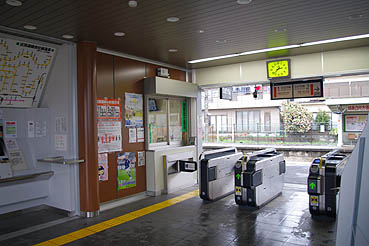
[[188, 54, 239, 63], [188, 33, 369, 64], [301, 33, 369, 46], [239, 44, 300, 55]]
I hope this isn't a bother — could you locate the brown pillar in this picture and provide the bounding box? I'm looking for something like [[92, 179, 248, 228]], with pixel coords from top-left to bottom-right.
[[77, 41, 99, 216]]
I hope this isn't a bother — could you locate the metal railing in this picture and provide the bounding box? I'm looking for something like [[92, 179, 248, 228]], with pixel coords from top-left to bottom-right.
[[205, 123, 338, 146]]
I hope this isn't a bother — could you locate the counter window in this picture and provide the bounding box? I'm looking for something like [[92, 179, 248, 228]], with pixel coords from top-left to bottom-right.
[[148, 98, 168, 144], [147, 97, 187, 148]]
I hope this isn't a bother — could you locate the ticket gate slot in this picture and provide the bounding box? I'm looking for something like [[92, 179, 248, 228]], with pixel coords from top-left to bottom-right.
[[235, 148, 286, 208], [308, 150, 348, 218], [178, 160, 197, 172], [168, 160, 198, 174], [200, 148, 243, 201]]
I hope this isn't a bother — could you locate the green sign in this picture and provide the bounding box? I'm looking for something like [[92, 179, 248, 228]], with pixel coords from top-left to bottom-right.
[[309, 182, 316, 190], [181, 101, 187, 132], [236, 173, 241, 180]]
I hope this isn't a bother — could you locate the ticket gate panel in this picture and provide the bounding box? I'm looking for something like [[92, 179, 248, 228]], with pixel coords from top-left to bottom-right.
[[200, 148, 243, 201], [235, 148, 285, 208], [308, 150, 349, 218]]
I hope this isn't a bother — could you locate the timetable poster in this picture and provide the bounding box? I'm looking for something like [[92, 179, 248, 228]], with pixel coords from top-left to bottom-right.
[[97, 98, 122, 153], [117, 152, 137, 190]]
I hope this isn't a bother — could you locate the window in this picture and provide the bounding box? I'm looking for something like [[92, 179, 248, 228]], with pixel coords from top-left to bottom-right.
[[236, 110, 261, 133], [148, 98, 168, 144], [169, 99, 183, 143], [148, 97, 187, 147], [264, 112, 271, 132]]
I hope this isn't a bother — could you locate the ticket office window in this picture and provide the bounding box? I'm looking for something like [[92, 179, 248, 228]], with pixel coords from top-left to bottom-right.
[[148, 97, 186, 148]]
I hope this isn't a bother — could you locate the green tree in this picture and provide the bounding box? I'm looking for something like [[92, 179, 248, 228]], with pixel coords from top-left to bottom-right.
[[280, 102, 313, 133], [314, 110, 330, 127]]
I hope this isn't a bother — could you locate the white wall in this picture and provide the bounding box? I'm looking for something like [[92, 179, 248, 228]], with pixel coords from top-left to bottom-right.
[[0, 33, 79, 215], [336, 120, 369, 245], [195, 46, 369, 86]]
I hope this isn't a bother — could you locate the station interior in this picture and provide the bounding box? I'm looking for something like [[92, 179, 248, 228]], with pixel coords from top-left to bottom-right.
[[0, 1, 369, 246]]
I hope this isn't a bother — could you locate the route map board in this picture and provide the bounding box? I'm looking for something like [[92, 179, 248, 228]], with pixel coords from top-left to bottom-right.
[[0, 37, 56, 108]]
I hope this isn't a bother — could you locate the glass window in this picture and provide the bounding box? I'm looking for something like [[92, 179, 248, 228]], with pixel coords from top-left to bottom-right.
[[242, 111, 248, 132], [255, 111, 260, 131], [264, 112, 271, 132], [169, 99, 183, 143], [148, 98, 168, 144], [236, 112, 242, 132]]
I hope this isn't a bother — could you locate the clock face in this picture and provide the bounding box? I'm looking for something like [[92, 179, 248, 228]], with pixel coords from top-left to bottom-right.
[[267, 59, 290, 79]]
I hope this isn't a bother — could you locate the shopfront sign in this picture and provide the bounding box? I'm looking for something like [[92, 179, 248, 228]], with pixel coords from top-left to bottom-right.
[[347, 105, 369, 112]]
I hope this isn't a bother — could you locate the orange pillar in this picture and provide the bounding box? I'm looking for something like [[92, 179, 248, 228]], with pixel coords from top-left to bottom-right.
[[77, 41, 99, 217]]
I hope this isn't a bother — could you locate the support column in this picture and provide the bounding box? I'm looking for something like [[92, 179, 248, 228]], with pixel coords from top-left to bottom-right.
[[337, 114, 343, 147], [77, 41, 99, 217]]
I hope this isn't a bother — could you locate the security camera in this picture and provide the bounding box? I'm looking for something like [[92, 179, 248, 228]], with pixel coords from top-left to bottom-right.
[[253, 90, 258, 98]]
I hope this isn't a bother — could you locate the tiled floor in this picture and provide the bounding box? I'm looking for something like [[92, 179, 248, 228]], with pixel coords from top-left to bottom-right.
[[0, 162, 337, 246], [0, 183, 336, 246]]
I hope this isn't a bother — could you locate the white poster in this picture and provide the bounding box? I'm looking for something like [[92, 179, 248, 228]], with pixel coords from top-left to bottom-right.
[[35, 121, 47, 137], [138, 151, 145, 166], [137, 128, 144, 142], [8, 150, 27, 171], [129, 128, 137, 143], [98, 121, 122, 153], [55, 134, 68, 151], [125, 93, 143, 128], [55, 116, 67, 133], [4, 138, 19, 151], [27, 121, 35, 138]]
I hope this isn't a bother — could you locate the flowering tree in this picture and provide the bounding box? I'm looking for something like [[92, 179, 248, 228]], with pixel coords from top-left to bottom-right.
[[280, 102, 312, 133]]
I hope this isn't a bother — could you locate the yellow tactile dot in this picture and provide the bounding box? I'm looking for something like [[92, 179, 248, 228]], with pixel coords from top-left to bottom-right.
[[68, 229, 95, 240], [49, 234, 76, 245], [34, 189, 199, 246], [33, 240, 59, 246], [87, 223, 111, 232]]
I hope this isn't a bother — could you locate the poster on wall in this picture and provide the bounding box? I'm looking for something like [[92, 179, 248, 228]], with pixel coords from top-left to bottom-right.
[[98, 153, 108, 181], [97, 98, 121, 120], [125, 93, 143, 128], [0, 38, 56, 108], [97, 121, 122, 153], [129, 128, 137, 143], [138, 151, 145, 166], [345, 115, 368, 132], [97, 98, 122, 153], [117, 152, 137, 190], [5, 121, 17, 138]]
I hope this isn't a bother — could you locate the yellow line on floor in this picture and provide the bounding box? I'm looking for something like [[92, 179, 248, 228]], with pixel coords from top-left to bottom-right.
[[34, 190, 199, 246]]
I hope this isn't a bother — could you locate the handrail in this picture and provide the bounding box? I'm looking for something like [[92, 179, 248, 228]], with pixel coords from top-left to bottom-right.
[[0, 171, 54, 184]]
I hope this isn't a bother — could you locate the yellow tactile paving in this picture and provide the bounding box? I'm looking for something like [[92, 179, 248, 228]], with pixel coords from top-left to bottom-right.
[[33, 189, 199, 246]]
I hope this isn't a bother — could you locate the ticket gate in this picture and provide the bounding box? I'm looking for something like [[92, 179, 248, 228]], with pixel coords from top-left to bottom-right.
[[308, 150, 349, 218], [234, 148, 286, 208], [200, 148, 243, 201]]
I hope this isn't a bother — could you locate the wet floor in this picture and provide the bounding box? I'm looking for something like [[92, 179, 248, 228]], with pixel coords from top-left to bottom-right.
[[0, 162, 336, 246]]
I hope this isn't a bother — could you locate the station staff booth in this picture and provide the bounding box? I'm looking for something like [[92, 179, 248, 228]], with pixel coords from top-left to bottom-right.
[[0, 32, 199, 217]]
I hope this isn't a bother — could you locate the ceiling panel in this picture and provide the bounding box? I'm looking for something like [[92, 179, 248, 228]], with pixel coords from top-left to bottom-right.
[[0, 0, 368, 68]]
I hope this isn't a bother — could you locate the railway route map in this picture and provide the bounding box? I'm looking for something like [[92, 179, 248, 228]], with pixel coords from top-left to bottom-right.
[[0, 38, 56, 107]]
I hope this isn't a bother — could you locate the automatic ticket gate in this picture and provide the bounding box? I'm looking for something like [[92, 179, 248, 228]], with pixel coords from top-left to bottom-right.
[[234, 148, 286, 208], [308, 150, 349, 218], [200, 148, 243, 201]]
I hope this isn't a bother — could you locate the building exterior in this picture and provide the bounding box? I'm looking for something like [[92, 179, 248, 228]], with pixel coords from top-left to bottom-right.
[[201, 75, 369, 146]]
